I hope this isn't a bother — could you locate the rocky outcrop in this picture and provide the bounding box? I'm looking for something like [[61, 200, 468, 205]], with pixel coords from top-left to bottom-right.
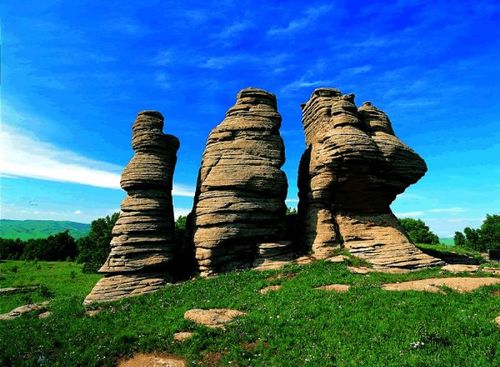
[[84, 111, 179, 304], [191, 88, 288, 277], [298, 88, 442, 269]]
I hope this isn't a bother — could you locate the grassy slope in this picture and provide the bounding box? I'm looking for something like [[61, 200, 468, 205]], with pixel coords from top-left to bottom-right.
[[439, 238, 455, 246], [0, 260, 499, 367], [0, 220, 90, 240]]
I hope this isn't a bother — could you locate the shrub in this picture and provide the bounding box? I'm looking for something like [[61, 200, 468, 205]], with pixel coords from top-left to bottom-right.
[[398, 218, 439, 245]]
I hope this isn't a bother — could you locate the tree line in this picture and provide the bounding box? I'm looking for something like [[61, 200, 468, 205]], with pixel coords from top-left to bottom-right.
[[1, 212, 498, 269]]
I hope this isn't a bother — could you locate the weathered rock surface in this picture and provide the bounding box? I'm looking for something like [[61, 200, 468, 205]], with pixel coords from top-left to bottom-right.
[[348, 266, 410, 274], [191, 88, 288, 276], [441, 264, 480, 273], [260, 285, 282, 294], [381, 277, 500, 293], [184, 308, 246, 329], [297, 88, 443, 269], [0, 286, 39, 295], [315, 284, 350, 292], [118, 353, 186, 367], [0, 301, 49, 321], [85, 111, 179, 304], [173, 331, 194, 342]]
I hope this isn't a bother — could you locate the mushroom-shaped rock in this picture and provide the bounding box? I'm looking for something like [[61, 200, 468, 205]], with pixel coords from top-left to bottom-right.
[[297, 88, 443, 269]]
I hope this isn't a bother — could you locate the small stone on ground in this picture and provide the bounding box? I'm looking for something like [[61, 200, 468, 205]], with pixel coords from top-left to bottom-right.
[[315, 284, 350, 292], [325, 255, 349, 263], [118, 353, 186, 367], [382, 277, 500, 293], [173, 332, 194, 342], [38, 311, 52, 319], [184, 308, 246, 329], [0, 301, 49, 321], [442, 264, 480, 273], [495, 316, 500, 327], [85, 308, 102, 317], [260, 285, 282, 294], [482, 267, 500, 275]]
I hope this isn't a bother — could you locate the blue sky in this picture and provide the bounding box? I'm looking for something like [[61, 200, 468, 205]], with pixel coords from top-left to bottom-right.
[[1, 0, 499, 237]]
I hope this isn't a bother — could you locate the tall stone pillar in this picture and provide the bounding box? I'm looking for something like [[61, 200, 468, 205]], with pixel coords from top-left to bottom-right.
[[85, 111, 179, 304]]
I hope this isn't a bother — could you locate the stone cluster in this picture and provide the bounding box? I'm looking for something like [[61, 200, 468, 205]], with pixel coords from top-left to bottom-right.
[[190, 88, 288, 277], [84, 111, 179, 304], [297, 88, 442, 268]]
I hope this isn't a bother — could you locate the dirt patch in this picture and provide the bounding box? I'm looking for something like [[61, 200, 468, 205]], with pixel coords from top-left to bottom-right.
[[260, 285, 282, 294], [382, 277, 500, 293], [241, 341, 269, 351], [184, 309, 246, 329], [118, 353, 186, 367], [200, 351, 225, 367], [492, 290, 500, 296], [315, 284, 350, 292]]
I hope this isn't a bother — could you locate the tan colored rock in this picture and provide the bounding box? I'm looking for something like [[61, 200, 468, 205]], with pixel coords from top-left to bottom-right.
[[191, 88, 288, 276], [118, 353, 186, 367], [0, 302, 48, 320], [325, 255, 349, 263], [347, 266, 410, 274], [482, 267, 500, 275], [0, 286, 39, 295], [85, 111, 179, 304], [315, 284, 350, 292], [184, 308, 246, 329], [297, 88, 443, 270], [38, 311, 52, 319], [260, 285, 282, 294], [382, 277, 500, 293], [173, 332, 194, 342], [85, 308, 102, 317], [442, 264, 480, 273], [495, 316, 500, 327]]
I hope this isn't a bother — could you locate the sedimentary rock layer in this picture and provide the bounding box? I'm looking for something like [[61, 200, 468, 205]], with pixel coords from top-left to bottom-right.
[[297, 88, 442, 268], [85, 111, 179, 304], [191, 88, 288, 276]]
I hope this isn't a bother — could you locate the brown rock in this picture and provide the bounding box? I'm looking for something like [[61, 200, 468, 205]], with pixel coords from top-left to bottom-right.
[[348, 266, 411, 274], [173, 332, 194, 342], [495, 316, 500, 327], [325, 255, 349, 263], [297, 88, 443, 269], [315, 284, 350, 292], [442, 264, 480, 273], [191, 88, 288, 276], [85, 111, 179, 304], [0, 286, 39, 295], [381, 277, 500, 293], [38, 311, 52, 319], [260, 285, 282, 294], [184, 308, 246, 329], [482, 267, 500, 275], [118, 353, 186, 367]]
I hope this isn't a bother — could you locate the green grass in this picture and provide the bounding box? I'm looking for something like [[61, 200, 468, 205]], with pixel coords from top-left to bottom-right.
[[0, 220, 90, 240], [416, 243, 484, 260], [0, 260, 499, 366], [439, 238, 454, 246]]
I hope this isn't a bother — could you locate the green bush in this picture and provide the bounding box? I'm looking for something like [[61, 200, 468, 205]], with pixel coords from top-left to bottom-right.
[[398, 218, 439, 245]]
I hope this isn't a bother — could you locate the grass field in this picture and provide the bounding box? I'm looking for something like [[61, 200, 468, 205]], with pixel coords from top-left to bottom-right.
[[0, 260, 499, 366], [0, 220, 90, 240]]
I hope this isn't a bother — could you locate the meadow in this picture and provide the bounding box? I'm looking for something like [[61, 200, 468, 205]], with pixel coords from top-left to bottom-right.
[[0, 259, 499, 367]]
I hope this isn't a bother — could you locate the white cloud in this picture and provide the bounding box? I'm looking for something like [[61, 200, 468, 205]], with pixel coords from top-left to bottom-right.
[[268, 5, 333, 36], [74, 210, 82, 215], [394, 210, 425, 217], [394, 207, 464, 218], [0, 124, 195, 197]]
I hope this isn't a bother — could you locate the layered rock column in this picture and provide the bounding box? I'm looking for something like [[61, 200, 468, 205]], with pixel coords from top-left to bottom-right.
[[191, 88, 288, 276], [298, 88, 442, 268], [85, 111, 180, 304]]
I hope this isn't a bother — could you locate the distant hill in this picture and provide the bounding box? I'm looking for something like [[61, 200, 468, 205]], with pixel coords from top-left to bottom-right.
[[439, 238, 455, 246], [0, 220, 90, 240]]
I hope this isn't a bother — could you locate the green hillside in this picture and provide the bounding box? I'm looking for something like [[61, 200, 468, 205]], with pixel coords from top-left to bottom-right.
[[439, 238, 455, 246], [0, 220, 90, 240]]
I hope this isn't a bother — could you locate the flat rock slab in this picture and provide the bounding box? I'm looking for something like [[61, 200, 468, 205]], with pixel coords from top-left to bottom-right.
[[173, 332, 194, 342], [382, 277, 500, 293], [0, 301, 49, 320], [38, 311, 52, 319], [315, 284, 350, 292], [184, 308, 246, 329], [325, 255, 349, 263], [118, 353, 186, 367], [260, 285, 282, 294], [442, 264, 480, 273], [483, 267, 500, 275], [0, 286, 39, 295], [348, 266, 410, 274], [496, 316, 500, 327]]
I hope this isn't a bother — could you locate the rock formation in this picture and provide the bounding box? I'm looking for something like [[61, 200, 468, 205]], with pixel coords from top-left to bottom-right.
[[191, 88, 288, 276], [84, 111, 179, 304], [298, 88, 442, 269]]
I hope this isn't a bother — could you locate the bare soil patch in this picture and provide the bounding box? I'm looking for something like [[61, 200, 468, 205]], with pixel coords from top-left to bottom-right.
[[118, 353, 186, 367], [315, 284, 351, 292]]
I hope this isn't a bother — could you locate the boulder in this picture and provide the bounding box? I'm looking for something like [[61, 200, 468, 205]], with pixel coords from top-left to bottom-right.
[[297, 88, 443, 269], [85, 111, 179, 304], [191, 88, 288, 276]]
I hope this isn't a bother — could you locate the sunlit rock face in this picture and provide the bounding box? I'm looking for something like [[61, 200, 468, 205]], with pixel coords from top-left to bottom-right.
[[298, 88, 442, 269], [191, 88, 289, 277], [84, 111, 179, 304]]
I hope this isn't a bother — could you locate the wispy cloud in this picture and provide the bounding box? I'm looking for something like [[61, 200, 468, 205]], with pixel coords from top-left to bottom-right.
[[267, 5, 333, 36], [395, 207, 464, 218], [0, 124, 194, 197]]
